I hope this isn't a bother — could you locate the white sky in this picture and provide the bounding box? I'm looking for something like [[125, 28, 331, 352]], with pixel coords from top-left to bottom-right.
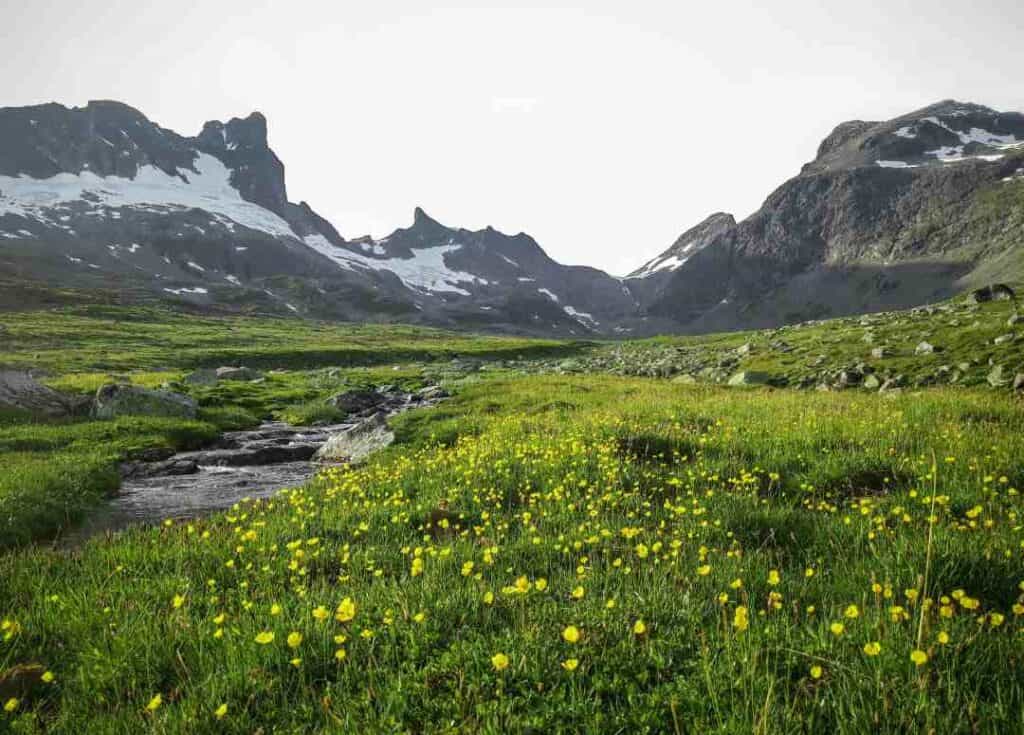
[[4, 0, 1023, 275]]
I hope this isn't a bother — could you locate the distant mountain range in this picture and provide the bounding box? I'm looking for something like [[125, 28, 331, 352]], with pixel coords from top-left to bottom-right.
[[1, 99, 1022, 334]]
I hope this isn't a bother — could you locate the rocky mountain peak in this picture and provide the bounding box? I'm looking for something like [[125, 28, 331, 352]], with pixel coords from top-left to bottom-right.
[[628, 211, 735, 280]]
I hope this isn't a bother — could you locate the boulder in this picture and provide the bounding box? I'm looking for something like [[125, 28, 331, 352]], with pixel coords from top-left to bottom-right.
[[0, 370, 83, 417], [993, 333, 1016, 345], [93, 384, 197, 420], [326, 388, 387, 415], [316, 413, 395, 463], [1014, 374, 1024, 392], [215, 366, 263, 381], [863, 374, 881, 390], [1008, 313, 1023, 327], [727, 371, 773, 387], [915, 341, 936, 355], [968, 284, 1017, 304], [988, 365, 1010, 387], [183, 368, 219, 385]]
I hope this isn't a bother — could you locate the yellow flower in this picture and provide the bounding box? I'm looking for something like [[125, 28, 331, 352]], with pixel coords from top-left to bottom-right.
[[335, 598, 356, 623], [254, 631, 275, 645], [830, 622, 845, 636], [633, 619, 647, 636], [809, 665, 823, 679], [287, 631, 303, 649], [413, 612, 426, 624], [270, 604, 282, 616], [605, 598, 617, 609], [41, 671, 55, 684], [535, 578, 548, 592], [214, 703, 228, 719], [312, 606, 329, 622], [491, 652, 510, 671], [562, 625, 581, 644], [146, 694, 162, 712], [936, 631, 950, 645], [768, 570, 781, 586], [571, 586, 585, 600], [844, 605, 860, 619], [636, 544, 649, 559], [461, 561, 474, 577], [334, 647, 347, 661], [804, 567, 815, 578], [863, 641, 882, 656], [411, 558, 424, 577], [483, 591, 495, 605], [910, 649, 928, 666], [172, 594, 185, 609], [697, 564, 711, 576], [561, 658, 579, 671], [4, 698, 19, 713], [733, 606, 749, 632]]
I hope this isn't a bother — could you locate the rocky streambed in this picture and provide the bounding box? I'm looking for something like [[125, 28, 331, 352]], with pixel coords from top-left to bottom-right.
[[63, 385, 447, 543]]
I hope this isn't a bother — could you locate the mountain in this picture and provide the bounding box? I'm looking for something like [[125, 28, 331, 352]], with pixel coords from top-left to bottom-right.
[[2, 98, 1023, 336], [636, 100, 1024, 331], [0, 100, 664, 335]]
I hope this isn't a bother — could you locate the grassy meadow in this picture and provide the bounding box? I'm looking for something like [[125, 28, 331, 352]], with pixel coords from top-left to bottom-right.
[[0, 303, 1023, 732]]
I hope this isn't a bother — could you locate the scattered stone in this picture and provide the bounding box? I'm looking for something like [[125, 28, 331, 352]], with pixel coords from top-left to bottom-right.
[[1008, 313, 1023, 327], [915, 341, 936, 355], [120, 458, 200, 480], [863, 374, 881, 390], [183, 368, 219, 385], [316, 413, 395, 463], [988, 365, 1009, 387], [1014, 374, 1024, 392], [993, 333, 1016, 345], [727, 371, 772, 387], [416, 385, 449, 401], [215, 366, 263, 381], [326, 388, 387, 415], [836, 369, 863, 388], [735, 343, 754, 356], [968, 284, 1017, 304], [0, 370, 85, 417], [870, 347, 888, 359], [879, 376, 905, 393], [92, 384, 197, 420]]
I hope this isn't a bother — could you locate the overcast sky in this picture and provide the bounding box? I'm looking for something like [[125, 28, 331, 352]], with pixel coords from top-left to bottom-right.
[[5, 0, 1024, 275]]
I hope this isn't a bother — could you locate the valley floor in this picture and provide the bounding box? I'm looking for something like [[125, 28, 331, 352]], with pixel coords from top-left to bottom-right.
[[0, 302, 1023, 733]]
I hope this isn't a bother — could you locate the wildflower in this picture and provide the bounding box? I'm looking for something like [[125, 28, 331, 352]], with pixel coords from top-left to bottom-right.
[[636, 544, 649, 559], [571, 586, 585, 600], [413, 612, 426, 624], [633, 619, 647, 636], [562, 658, 579, 671], [605, 598, 617, 609], [41, 671, 55, 684], [809, 665, 823, 679], [172, 594, 185, 609], [483, 591, 495, 605], [562, 625, 581, 643], [335, 598, 356, 623], [4, 698, 19, 713], [270, 604, 282, 616], [768, 570, 781, 586], [830, 622, 845, 636], [535, 578, 548, 592], [254, 631, 275, 644], [287, 631, 303, 649], [411, 558, 424, 577], [733, 606, 750, 632], [844, 605, 860, 619], [214, 703, 228, 720], [146, 694, 162, 712], [697, 564, 711, 576], [491, 652, 510, 671], [334, 648, 347, 661], [805, 567, 815, 578], [313, 606, 329, 622], [461, 561, 474, 577], [937, 631, 950, 644], [863, 641, 882, 656], [910, 649, 929, 666]]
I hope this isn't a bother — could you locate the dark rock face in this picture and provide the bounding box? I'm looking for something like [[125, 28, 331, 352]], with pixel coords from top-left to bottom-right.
[[93, 384, 197, 419], [644, 100, 1024, 332], [0, 370, 81, 417]]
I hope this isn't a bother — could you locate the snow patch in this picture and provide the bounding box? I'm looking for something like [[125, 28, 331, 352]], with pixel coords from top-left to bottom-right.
[[537, 288, 559, 302], [163, 287, 208, 296]]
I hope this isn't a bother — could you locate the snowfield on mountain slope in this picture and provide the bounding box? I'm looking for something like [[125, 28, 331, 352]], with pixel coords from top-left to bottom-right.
[[0, 153, 298, 239]]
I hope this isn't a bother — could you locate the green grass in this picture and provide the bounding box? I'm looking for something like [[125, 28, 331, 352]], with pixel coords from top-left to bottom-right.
[[1, 301, 1023, 732], [1, 376, 1024, 732]]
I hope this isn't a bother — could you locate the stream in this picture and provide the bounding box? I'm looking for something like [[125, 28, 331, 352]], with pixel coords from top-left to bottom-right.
[[61, 386, 446, 544]]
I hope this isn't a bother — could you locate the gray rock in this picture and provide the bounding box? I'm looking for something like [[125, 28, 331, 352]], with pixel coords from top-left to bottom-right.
[[121, 458, 200, 480], [0, 370, 83, 417], [993, 333, 1016, 345], [879, 376, 905, 393], [870, 347, 888, 359], [183, 368, 219, 385], [215, 366, 263, 381], [988, 365, 1009, 387], [1014, 374, 1024, 392], [915, 341, 936, 355], [727, 371, 773, 387], [735, 343, 754, 356], [863, 374, 881, 390], [672, 374, 697, 384], [93, 384, 197, 420], [1008, 313, 1023, 327], [416, 385, 450, 401], [316, 413, 395, 463], [326, 389, 387, 415]]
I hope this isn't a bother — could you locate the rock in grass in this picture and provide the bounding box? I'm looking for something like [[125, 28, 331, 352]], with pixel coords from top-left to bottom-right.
[[993, 333, 1016, 345], [1014, 373, 1024, 392], [316, 413, 394, 463], [863, 374, 881, 390], [988, 365, 1009, 387], [0, 370, 83, 417], [215, 366, 263, 381], [93, 384, 197, 420], [672, 374, 698, 384], [915, 341, 936, 355], [727, 371, 772, 387], [870, 347, 888, 359], [326, 388, 387, 415], [183, 368, 219, 385]]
